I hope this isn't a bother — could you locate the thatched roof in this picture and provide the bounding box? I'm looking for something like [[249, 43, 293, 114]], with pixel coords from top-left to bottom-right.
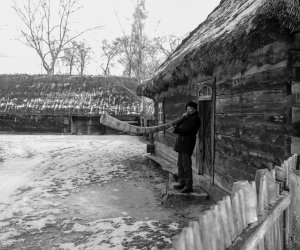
[[0, 74, 140, 116], [137, 0, 300, 98]]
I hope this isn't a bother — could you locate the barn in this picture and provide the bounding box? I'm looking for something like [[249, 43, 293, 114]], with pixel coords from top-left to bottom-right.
[[0, 74, 140, 134], [137, 0, 300, 196]]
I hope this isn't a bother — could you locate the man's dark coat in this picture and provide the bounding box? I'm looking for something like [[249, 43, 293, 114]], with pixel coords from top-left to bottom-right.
[[173, 112, 200, 155]]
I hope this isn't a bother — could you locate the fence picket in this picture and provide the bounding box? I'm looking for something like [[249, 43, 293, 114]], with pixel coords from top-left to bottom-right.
[[184, 227, 195, 250], [212, 204, 225, 250], [189, 221, 203, 250], [231, 192, 242, 237], [198, 212, 212, 250], [173, 231, 186, 250], [208, 207, 218, 250], [277, 218, 283, 250], [237, 189, 247, 230], [258, 174, 268, 214], [257, 239, 265, 250], [244, 182, 258, 225], [218, 199, 231, 248], [224, 195, 236, 242]]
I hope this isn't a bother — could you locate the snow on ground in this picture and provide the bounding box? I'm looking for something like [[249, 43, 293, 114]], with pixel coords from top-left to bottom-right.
[[0, 135, 180, 250]]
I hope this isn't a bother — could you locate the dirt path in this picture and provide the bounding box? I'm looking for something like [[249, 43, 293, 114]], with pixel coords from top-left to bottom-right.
[[0, 135, 210, 250]]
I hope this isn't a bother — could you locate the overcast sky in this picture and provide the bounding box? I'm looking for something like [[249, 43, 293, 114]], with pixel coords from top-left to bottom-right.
[[0, 0, 220, 75]]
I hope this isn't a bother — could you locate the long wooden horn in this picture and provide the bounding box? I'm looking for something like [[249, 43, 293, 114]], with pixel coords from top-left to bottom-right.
[[100, 113, 186, 135]]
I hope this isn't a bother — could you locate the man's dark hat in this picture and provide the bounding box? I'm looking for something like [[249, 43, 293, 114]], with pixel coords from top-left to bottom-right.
[[185, 101, 197, 110]]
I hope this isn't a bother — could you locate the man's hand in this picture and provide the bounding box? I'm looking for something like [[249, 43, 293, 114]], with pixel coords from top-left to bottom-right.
[[168, 125, 175, 132]]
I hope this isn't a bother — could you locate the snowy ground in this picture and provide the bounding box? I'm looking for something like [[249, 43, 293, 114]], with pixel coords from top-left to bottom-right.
[[0, 134, 189, 250]]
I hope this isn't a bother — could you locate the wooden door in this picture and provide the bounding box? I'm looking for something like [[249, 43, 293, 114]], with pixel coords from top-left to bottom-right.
[[198, 100, 212, 176]]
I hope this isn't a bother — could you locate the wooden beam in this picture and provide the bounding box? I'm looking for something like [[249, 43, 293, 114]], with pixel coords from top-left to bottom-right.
[[228, 192, 290, 250]]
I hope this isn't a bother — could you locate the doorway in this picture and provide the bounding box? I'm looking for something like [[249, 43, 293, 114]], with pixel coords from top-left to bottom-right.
[[198, 100, 212, 175]]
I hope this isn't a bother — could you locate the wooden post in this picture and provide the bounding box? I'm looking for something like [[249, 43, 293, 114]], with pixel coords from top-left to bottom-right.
[[258, 174, 268, 215], [238, 189, 247, 230], [173, 231, 186, 250], [184, 227, 195, 250], [224, 195, 236, 242], [189, 221, 203, 250], [232, 181, 258, 225], [231, 192, 243, 237], [283, 207, 290, 250], [212, 204, 225, 249], [198, 211, 212, 250], [218, 199, 232, 248]]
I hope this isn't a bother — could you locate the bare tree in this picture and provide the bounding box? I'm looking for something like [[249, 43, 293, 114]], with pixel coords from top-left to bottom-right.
[[62, 41, 77, 75], [100, 39, 120, 76], [12, 0, 98, 75], [114, 0, 148, 82], [75, 41, 91, 75], [153, 35, 182, 58]]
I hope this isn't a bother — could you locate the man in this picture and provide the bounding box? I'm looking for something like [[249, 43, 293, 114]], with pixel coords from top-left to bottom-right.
[[171, 101, 200, 193]]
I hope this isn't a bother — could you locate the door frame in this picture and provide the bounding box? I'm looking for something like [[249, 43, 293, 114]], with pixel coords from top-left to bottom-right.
[[196, 78, 216, 183]]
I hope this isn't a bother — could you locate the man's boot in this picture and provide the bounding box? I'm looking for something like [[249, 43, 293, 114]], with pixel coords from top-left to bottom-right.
[[180, 186, 193, 193], [173, 183, 185, 190]]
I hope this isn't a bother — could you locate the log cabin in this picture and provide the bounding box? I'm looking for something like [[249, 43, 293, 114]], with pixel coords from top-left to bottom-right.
[[137, 0, 300, 197]]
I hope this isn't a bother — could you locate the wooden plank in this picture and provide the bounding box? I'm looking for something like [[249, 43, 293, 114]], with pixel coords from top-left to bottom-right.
[[231, 192, 243, 237], [267, 224, 275, 250], [224, 195, 236, 242], [173, 231, 186, 250], [245, 182, 258, 224], [218, 199, 232, 248], [212, 204, 225, 250], [275, 166, 286, 182], [216, 90, 289, 114], [216, 67, 288, 96], [258, 174, 268, 215], [198, 211, 212, 250], [215, 134, 287, 164], [231, 180, 249, 195], [238, 189, 247, 231], [184, 227, 195, 250], [215, 115, 290, 145], [228, 192, 290, 250], [216, 101, 289, 115], [257, 239, 265, 250], [209, 208, 218, 250], [189, 221, 203, 250], [277, 218, 283, 250], [283, 207, 290, 249]]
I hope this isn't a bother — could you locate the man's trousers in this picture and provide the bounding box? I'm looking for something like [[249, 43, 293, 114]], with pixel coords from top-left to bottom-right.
[[177, 152, 193, 188]]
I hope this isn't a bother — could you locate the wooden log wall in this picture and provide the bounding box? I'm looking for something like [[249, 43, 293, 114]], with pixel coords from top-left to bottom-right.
[[291, 32, 300, 154], [214, 41, 293, 191], [0, 75, 140, 117], [0, 114, 66, 133]]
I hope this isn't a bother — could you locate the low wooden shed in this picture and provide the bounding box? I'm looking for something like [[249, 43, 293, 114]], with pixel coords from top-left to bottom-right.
[[137, 0, 300, 195]]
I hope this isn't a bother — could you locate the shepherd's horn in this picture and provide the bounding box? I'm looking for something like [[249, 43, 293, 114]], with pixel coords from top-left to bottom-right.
[[99, 113, 186, 135]]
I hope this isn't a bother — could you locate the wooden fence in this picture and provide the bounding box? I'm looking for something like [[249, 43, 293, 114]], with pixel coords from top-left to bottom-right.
[[170, 154, 298, 250]]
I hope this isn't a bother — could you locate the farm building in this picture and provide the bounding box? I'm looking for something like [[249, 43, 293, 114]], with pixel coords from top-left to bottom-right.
[[0, 74, 140, 134], [137, 0, 300, 196]]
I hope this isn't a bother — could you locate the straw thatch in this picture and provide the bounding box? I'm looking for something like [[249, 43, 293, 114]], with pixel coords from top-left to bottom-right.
[[137, 0, 300, 98]]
